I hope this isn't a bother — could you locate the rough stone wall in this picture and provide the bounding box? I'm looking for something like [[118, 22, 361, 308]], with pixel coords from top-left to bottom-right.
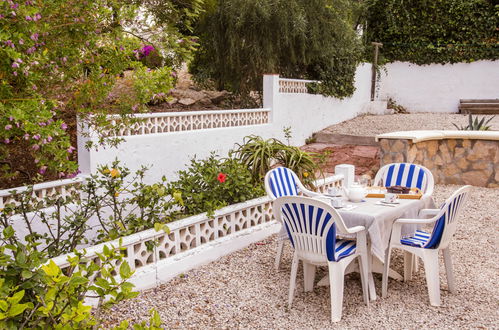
[[379, 138, 499, 188]]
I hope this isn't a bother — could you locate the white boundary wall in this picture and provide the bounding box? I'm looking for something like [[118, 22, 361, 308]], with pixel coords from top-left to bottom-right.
[[377, 60, 499, 113], [78, 63, 374, 183]]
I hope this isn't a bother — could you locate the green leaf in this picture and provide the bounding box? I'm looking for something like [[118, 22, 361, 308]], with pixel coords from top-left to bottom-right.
[[119, 261, 132, 279], [41, 260, 61, 277], [2, 226, 14, 239], [8, 303, 29, 317]]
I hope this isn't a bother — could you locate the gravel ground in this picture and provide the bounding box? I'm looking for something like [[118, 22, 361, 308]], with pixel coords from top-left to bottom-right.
[[100, 185, 499, 329], [323, 113, 499, 136]]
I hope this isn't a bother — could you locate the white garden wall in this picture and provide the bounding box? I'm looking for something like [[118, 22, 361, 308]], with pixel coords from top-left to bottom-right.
[[78, 64, 374, 183], [377, 60, 499, 113]]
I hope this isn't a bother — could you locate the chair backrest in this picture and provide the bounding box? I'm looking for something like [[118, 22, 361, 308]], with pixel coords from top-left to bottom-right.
[[273, 196, 352, 263], [374, 163, 434, 196], [424, 185, 471, 249], [264, 167, 303, 200]]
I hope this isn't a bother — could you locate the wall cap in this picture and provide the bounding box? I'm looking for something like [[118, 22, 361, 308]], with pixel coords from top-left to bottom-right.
[[375, 130, 499, 143]]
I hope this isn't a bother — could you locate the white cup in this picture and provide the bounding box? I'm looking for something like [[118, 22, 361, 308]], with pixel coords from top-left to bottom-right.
[[331, 197, 343, 208], [328, 187, 341, 196], [384, 193, 398, 203]]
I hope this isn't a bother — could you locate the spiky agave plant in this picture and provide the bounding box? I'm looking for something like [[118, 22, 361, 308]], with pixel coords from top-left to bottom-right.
[[453, 114, 495, 131]]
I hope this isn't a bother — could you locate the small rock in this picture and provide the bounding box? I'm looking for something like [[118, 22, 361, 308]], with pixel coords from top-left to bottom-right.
[[178, 98, 196, 106]]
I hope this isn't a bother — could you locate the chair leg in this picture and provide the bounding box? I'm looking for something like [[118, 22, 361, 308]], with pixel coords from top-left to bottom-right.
[[367, 254, 377, 301], [404, 251, 414, 282], [382, 247, 392, 298], [358, 254, 370, 307], [413, 256, 420, 273], [274, 240, 284, 270], [423, 250, 441, 306], [442, 248, 456, 294], [328, 263, 345, 322], [303, 262, 316, 292], [288, 253, 299, 308]]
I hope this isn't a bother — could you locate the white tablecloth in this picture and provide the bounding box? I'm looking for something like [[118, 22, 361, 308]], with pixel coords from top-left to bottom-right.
[[316, 195, 435, 261]]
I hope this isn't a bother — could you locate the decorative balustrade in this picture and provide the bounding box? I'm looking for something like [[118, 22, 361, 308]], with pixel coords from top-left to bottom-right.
[[107, 108, 271, 137], [0, 177, 86, 209], [51, 175, 344, 272], [278, 78, 317, 94]]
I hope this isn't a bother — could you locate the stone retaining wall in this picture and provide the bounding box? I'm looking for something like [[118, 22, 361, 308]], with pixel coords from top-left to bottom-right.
[[378, 136, 498, 188]]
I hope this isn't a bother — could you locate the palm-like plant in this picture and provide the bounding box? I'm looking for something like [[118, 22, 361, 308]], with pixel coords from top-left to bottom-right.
[[231, 135, 323, 188], [453, 114, 495, 131]]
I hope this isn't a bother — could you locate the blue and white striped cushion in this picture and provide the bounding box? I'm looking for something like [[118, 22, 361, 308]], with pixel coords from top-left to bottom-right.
[[400, 230, 431, 247], [269, 167, 298, 198], [281, 202, 354, 262], [384, 163, 427, 191], [334, 239, 356, 261]]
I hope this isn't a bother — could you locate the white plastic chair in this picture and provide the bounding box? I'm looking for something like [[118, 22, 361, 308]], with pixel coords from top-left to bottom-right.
[[273, 196, 370, 322], [374, 163, 435, 197], [264, 167, 320, 269], [381, 185, 471, 306], [374, 162, 435, 273]]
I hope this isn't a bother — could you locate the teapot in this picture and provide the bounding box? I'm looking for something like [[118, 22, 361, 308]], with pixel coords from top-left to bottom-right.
[[343, 183, 367, 203]]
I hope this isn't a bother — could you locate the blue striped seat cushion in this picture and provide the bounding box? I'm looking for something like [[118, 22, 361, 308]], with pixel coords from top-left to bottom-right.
[[400, 230, 431, 247], [334, 239, 356, 260]]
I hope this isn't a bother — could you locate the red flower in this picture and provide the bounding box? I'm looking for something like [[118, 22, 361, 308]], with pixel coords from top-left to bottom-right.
[[217, 172, 227, 183]]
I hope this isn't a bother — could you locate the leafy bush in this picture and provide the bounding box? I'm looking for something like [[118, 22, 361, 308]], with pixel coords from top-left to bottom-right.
[[453, 114, 495, 131], [232, 135, 321, 186], [167, 154, 264, 217], [0, 226, 138, 328], [363, 0, 498, 64], [0, 160, 174, 258]]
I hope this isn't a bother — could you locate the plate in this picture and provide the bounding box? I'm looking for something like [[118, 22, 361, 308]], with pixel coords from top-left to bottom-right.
[[324, 194, 342, 198], [380, 200, 400, 205]]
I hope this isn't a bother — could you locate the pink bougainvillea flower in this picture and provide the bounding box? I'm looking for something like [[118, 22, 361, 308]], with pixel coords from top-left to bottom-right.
[[61, 122, 68, 130], [26, 47, 36, 54], [39, 166, 47, 174], [30, 33, 39, 41], [18, 39, 24, 45], [23, 133, 30, 140], [5, 124, 12, 130], [25, 15, 32, 20], [12, 62, 19, 68], [33, 13, 41, 21], [217, 172, 227, 183], [32, 144, 40, 150], [67, 146, 76, 153], [4, 139, 10, 144], [33, 134, 41, 140], [47, 136, 52, 142], [12, 71, 18, 76]]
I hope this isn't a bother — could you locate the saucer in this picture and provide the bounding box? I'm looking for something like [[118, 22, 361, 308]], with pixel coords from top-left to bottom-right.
[[380, 200, 400, 205]]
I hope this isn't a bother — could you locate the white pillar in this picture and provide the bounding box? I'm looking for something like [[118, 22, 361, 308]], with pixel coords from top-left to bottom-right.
[[263, 74, 279, 123], [335, 164, 355, 188]]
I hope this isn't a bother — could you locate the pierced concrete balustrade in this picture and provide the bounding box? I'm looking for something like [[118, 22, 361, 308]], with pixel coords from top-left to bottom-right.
[[50, 175, 344, 291], [376, 130, 499, 188]]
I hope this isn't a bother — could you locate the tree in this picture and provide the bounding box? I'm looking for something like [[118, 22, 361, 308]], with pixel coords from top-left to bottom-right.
[[0, 0, 200, 188], [190, 0, 362, 98]]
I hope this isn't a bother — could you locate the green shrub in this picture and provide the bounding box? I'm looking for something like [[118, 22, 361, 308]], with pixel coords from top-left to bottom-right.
[[363, 0, 498, 64], [167, 154, 265, 217], [0, 226, 138, 328]]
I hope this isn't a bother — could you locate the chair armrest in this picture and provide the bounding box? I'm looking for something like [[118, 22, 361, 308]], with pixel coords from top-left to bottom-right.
[[302, 189, 321, 198], [345, 225, 365, 234], [419, 208, 439, 218], [394, 217, 437, 225]]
